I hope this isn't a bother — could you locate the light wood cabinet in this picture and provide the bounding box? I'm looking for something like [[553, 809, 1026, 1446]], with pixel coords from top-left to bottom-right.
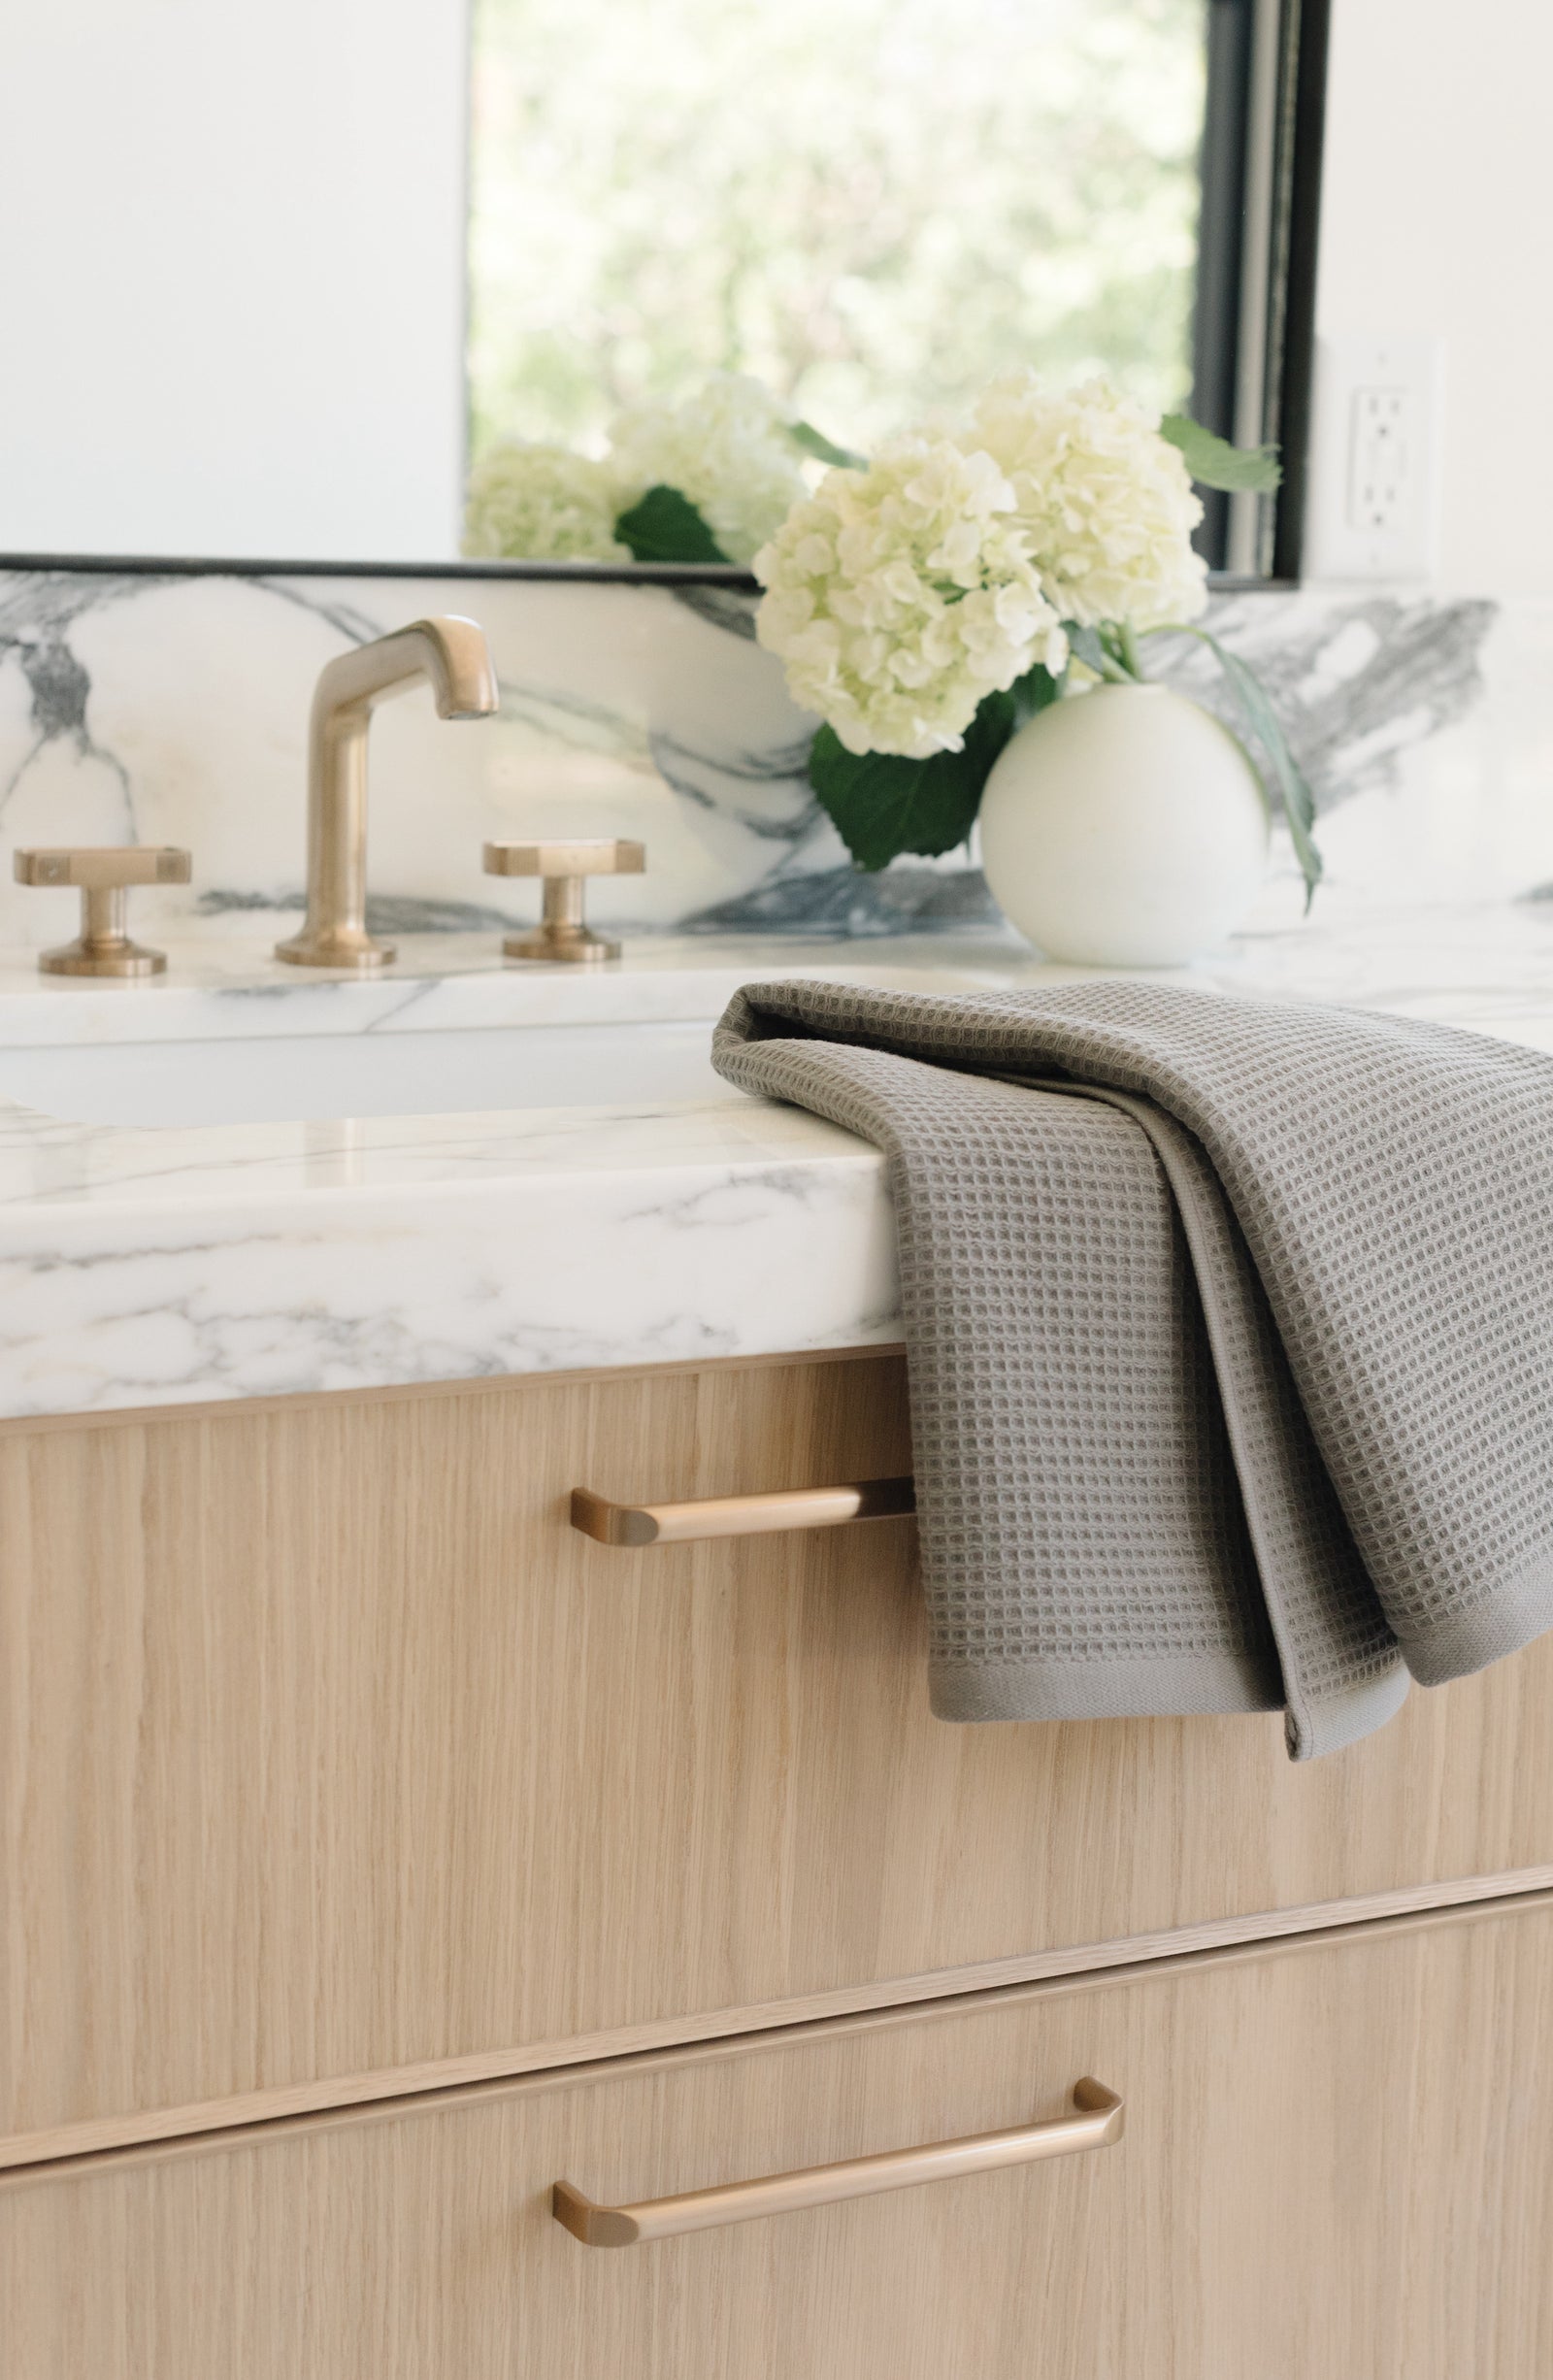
[[5, 1895, 1551, 2380], [6, 1352, 1553, 2164]]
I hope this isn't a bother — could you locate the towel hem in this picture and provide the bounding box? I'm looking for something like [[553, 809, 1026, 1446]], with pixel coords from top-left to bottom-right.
[[928, 1647, 1279, 1725], [1401, 1566, 1553, 1687]]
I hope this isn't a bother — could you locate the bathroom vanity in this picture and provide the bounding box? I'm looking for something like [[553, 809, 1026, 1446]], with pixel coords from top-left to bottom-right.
[[3, 902, 1553, 2376]]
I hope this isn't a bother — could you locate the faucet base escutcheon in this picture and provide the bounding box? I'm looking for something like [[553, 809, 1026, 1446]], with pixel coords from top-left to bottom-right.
[[274, 926, 398, 974]]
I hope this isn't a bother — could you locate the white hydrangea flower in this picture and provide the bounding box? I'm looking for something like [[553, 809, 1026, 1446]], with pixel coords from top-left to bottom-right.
[[753, 437, 1069, 760], [962, 374, 1208, 631], [463, 443, 629, 562], [608, 375, 809, 566]]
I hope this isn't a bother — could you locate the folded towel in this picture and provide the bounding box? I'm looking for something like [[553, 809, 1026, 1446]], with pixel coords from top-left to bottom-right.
[[712, 977, 1553, 1759]]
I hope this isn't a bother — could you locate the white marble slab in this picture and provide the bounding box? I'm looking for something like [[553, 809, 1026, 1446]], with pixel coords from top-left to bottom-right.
[[0, 897, 1547, 1423], [0, 1106, 901, 1416], [0, 926, 1050, 1046], [4, 567, 1552, 959]]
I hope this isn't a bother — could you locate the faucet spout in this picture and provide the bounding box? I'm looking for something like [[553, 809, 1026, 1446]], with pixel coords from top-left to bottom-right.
[[276, 614, 499, 972]]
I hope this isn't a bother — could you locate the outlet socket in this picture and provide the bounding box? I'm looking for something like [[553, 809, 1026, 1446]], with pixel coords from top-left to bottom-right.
[[1304, 333, 1444, 581]]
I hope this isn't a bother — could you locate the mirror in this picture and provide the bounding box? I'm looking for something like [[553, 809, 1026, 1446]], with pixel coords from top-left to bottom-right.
[[0, 0, 1319, 574]]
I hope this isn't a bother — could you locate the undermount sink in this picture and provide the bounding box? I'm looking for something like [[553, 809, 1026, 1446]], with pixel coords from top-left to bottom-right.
[[0, 1018, 728, 1128]]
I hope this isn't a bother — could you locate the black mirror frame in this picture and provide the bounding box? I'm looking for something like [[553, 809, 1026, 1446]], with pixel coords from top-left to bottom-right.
[[1194, 0, 1332, 583]]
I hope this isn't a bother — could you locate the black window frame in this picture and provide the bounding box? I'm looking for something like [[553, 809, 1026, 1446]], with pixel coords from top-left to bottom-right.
[[1193, 0, 1332, 581]]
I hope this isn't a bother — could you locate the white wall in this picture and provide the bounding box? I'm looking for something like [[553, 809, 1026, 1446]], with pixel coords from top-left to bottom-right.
[[0, 1, 468, 561], [1315, 0, 1553, 594]]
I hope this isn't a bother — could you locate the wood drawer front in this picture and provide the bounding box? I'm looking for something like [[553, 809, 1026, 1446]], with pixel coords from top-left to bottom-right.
[[6, 1356, 1553, 2156], [6, 1898, 1553, 2380]]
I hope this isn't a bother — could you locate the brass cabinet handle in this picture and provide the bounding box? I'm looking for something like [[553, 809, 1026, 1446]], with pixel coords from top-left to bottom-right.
[[553, 2078, 1124, 2247], [570, 1475, 916, 1547]]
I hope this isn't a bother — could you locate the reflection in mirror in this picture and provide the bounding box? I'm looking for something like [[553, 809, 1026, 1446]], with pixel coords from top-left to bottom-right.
[[0, 3, 469, 564], [471, 0, 1206, 459], [0, 0, 1316, 573]]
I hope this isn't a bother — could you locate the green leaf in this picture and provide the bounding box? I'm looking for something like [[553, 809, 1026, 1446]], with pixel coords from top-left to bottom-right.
[[1173, 626, 1324, 909], [807, 689, 1021, 873], [614, 483, 730, 564], [1160, 413, 1282, 494], [1008, 661, 1065, 727], [788, 418, 869, 471]]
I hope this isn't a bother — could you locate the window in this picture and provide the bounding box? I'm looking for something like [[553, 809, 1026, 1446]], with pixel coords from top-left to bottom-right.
[[468, 0, 1327, 576]]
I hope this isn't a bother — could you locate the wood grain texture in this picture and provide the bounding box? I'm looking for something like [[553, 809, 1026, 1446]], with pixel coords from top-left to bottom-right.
[[7, 1351, 1553, 2158], [7, 1864, 1553, 2173], [5, 1896, 1552, 2379]]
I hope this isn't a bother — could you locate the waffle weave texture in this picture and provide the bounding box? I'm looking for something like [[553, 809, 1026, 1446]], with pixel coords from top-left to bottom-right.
[[712, 976, 1553, 1759]]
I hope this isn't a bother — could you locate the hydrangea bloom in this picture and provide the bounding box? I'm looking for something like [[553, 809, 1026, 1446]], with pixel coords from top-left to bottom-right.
[[463, 443, 629, 562], [753, 437, 1069, 759], [962, 374, 1208, 631], [609, 375, 809, 566]]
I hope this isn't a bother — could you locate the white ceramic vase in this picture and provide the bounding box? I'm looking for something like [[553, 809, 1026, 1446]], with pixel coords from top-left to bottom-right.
[[977, 682, 1270, 967]]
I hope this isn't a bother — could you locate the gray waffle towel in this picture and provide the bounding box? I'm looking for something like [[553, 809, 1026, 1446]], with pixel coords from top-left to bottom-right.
[[711, 977, 1553, 1759]]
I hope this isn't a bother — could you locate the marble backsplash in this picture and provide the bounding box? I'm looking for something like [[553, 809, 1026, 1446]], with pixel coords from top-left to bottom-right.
[[0, 564, 1549, 952]]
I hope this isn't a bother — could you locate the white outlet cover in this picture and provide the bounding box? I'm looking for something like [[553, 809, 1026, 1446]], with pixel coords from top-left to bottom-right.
[[1303, 333, 1445, 582]]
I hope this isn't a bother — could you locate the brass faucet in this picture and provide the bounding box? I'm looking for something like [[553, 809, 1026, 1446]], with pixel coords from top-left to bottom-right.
[[276, 615, 498, 972]]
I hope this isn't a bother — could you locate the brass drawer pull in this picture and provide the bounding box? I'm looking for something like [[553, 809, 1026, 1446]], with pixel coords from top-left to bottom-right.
[[553, 2077, 1123, 2246], [570, 1475, 916, 1547]]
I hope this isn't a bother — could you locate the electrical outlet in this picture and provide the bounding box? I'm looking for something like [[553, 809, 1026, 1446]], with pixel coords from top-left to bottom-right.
[[1304, 335, 1444, 581], [1347, 387, 1408, 533]]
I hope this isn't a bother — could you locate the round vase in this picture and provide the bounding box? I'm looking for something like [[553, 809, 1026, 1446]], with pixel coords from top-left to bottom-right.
[[977, 682, 1270, 967]]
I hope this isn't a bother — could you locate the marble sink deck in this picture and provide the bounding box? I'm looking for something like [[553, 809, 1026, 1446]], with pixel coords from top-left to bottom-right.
[[0, 890, 1550, 1423]]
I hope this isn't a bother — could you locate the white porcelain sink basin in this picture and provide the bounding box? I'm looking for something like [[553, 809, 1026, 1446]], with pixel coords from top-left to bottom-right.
[[0, 1019, 728, 1127]]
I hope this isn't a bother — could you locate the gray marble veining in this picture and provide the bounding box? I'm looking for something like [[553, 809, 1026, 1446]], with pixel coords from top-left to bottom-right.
[[0, 558, 1547, 1427], [1148, 592, 1497, 811], [0, 895, 1543, 1421], [1, 565, 1549, 958]]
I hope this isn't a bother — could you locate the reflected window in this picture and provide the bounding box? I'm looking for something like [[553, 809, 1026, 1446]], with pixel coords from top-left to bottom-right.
[[470, 0, 1208, 463]]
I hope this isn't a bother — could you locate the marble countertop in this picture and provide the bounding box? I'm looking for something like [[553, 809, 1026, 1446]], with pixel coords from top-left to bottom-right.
[[1, 888, 1550, 1423]]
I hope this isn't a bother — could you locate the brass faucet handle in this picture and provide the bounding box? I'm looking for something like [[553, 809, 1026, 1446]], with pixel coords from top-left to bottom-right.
[[482, 839, 645, 880], [15, 846, 192, 891], [482, 839, 645, 965], [14, 845, 192, 977]]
